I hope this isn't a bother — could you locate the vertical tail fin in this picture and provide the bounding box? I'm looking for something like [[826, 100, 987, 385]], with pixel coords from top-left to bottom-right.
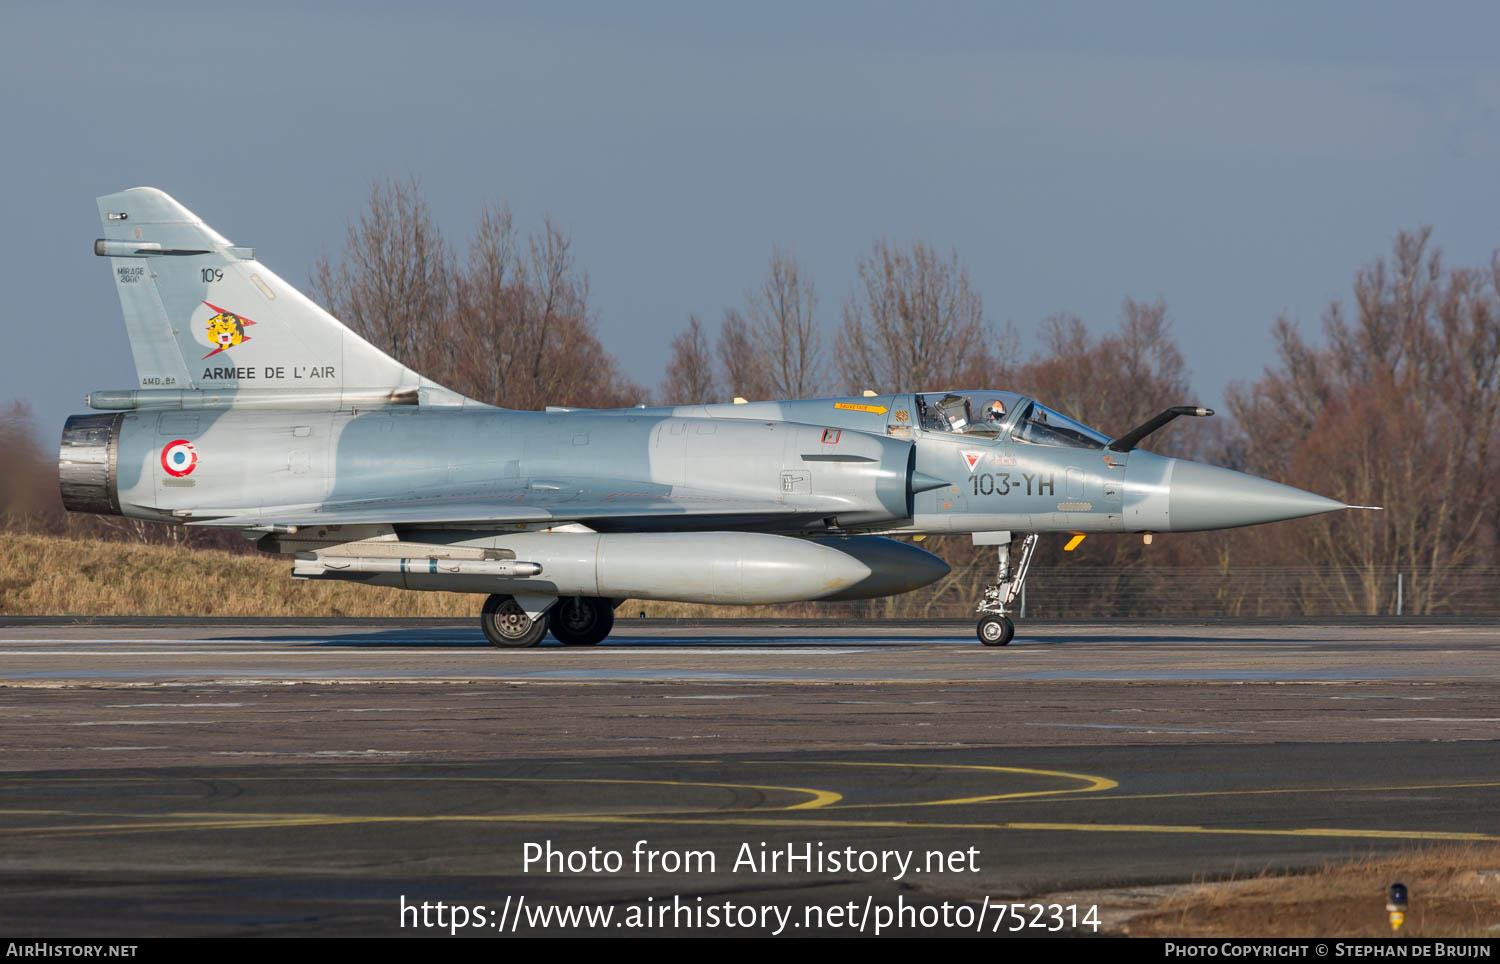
[[95, 187, 467, 406]]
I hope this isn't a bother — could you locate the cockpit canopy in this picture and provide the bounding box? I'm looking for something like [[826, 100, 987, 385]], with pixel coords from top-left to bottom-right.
[[915, 391, 1021, 437], [914, 391, 1111, 450]]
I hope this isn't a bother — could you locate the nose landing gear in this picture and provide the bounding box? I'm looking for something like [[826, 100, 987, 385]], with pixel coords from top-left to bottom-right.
[[976, 532, 1037, 647], [977, 614, 1014, 646]]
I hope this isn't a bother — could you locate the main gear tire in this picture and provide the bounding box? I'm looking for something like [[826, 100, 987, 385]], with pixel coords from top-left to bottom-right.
[[550, 596, 614, 646], [481, 594, 549, 648]]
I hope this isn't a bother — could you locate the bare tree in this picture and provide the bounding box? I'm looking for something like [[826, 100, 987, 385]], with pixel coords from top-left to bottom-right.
[[718, 308, 773, 400], [440, 207, 642, 410], [440, 201, 519, 406], [0, 402, 59, 532], [835, 239, 986, 393], [313, 179, 643, 411], [1227, 229, 1500, 614], [659, 315, 718, 405], [312, 175, 452, 369], [1012, 298, 1193, 445], [745, 247, 822, 397]]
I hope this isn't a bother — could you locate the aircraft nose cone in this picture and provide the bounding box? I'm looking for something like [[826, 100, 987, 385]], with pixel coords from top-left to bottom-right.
[[1167, 459, 1345, 531]]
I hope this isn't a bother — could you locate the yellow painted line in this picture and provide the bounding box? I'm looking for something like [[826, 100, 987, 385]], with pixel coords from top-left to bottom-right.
[[29, 773, 1490, 811], [999, 823, 1499, 842], [434, 775, 847, 810], [722, 760, 1117, 808], [5, 809, 1493, 846], [31, 815, 1500, 844], [6, 764, 1489, 845], [0, 774, 843, 839], [0, 762, 1107, 818], [6, 775, 1489, 840], [0, 763, 1112, 838], [481, 777, 841, 811], [1070, 780, 1500, 805], [10, 818, 345, 837], [0, 810, 328, 821], [513, 815, 1500, 843], [0, 776, 839, 811]]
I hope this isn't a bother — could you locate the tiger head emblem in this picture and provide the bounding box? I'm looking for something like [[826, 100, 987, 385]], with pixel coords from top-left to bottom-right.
[[206, 312, 246, 349], [198, 302, 256, 359]]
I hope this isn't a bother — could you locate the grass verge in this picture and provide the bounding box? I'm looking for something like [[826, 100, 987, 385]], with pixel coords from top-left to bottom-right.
[[1123, 845, 1500, 938]]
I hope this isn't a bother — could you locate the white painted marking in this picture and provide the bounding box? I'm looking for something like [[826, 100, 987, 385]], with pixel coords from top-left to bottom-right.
[[1024, 722, 1251, 734], [1367, 718, 1500, 723], [209, 750, 415, 757], [0, 639, 230, 644], [106, 703, 245, 708], [661, 695, 764, 700], [0, 647, 872, 656], [0, 651, 310, 656], [334, 708, 430, 713], [592, 648, 870, 655], [67, 720, 229, 726], [86, 746, 169, 751]]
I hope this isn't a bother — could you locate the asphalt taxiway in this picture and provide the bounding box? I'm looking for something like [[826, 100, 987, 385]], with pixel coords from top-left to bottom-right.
[[1, 620, 1496, 936]]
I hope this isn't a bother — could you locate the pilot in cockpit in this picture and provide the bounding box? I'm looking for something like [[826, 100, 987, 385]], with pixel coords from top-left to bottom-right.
[[928, 393, 1011, 436]]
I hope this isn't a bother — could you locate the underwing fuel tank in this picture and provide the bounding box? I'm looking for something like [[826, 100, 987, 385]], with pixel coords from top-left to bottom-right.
[[300, 532, 951, 605]]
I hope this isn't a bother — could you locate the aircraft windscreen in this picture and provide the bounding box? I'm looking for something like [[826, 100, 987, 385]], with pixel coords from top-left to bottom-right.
[[1010, 402, 1110, 450]]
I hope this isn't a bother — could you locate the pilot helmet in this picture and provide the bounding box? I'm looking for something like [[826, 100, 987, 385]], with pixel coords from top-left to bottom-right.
[[985, 399, 1007, 422]]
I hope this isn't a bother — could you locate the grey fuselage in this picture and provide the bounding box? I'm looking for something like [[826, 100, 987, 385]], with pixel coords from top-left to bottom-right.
[[67, 390, 1331, 540], [71, 397, 1105, 536]]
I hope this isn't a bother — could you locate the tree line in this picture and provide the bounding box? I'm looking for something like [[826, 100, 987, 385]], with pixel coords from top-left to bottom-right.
[[3, 177, 1496, 615]]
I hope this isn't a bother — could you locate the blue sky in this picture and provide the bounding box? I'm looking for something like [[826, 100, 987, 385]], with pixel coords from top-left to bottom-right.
[[6, 1, 1500, 433]]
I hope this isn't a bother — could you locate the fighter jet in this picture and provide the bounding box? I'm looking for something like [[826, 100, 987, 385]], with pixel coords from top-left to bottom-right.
[[60, 188, 1356, 647]]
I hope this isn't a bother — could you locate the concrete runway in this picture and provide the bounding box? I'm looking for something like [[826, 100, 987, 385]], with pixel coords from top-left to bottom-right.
[[1, 620, 1497, 936]]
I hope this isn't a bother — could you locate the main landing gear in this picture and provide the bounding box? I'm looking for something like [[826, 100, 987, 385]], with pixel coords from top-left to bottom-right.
[[976, 532, 1037, 647], [480, 594, 549, 648], [550, 596, 615, 646], [479, 594, 615, 647]]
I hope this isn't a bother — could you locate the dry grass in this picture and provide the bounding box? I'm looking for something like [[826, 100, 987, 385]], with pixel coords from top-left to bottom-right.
[[0, 531, 824, 618], [0, 531, 481, 618], [1125, 845, 1500, 938]]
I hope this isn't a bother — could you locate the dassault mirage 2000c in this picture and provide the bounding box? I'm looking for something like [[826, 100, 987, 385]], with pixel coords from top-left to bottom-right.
[[60, 188, 1358, 646]]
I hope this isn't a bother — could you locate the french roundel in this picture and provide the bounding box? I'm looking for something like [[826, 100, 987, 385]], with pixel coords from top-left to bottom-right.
[[161, 439, 198, 478]]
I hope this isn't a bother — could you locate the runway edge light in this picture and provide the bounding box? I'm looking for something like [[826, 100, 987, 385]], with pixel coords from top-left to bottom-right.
[[1386, 881, 1408, 932]]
